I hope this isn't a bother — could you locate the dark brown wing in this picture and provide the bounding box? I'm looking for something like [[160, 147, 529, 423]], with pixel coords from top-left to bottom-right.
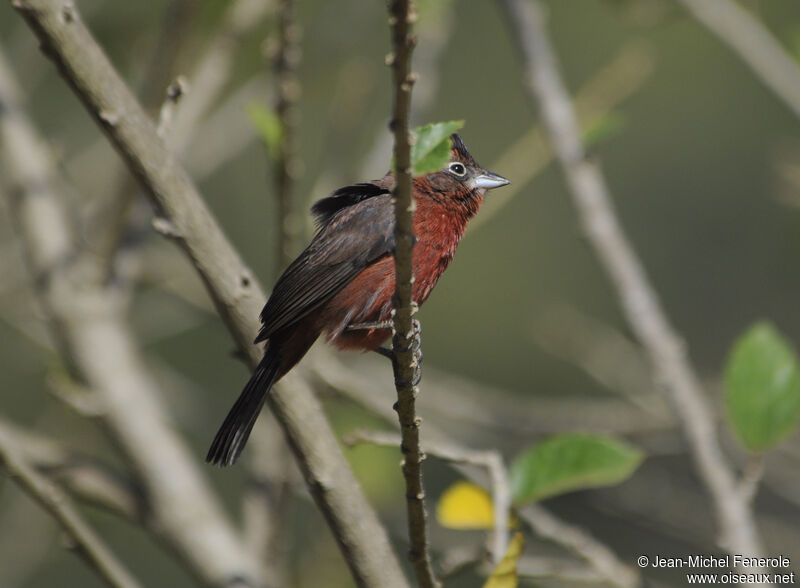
[[255, 191, 395, 343], [310, 182, 389, 227]]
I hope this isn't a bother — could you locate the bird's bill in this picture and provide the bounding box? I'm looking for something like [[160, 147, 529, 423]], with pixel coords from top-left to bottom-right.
[[475, 171, 511, 190]]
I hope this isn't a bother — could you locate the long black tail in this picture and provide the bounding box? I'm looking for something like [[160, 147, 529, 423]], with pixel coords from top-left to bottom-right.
[[206, 353, 280, 466]]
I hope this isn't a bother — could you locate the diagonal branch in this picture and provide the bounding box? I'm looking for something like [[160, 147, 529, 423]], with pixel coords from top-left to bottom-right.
[[675, 0, 800, 121], [388, 1, 438, 587], [8, 1, 409, 587], [498, 0, 766, 570], [0, 427, 143, 588]]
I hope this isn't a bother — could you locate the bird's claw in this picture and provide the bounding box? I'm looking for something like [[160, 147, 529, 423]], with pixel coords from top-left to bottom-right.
[[373, 319, 423, 388]]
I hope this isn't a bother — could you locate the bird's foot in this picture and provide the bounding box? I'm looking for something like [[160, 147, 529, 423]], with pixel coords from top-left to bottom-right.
[[385, 319, 423, 388]]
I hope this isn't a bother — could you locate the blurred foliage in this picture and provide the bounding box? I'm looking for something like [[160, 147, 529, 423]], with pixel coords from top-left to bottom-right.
[[248, 102, 283, 160]]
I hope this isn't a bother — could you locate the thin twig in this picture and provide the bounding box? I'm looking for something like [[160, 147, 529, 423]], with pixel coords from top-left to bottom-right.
[[675, 0, 800, 121], [388, 1, 438, 586], [313, 350, 639, 588], [8, 2, 408, 586], [358, 0, 455, 179], [0, 428, 143, 588], [345, 429, 510, 564], [0, 419, 144, 521], [271, 0, 301, 269], [518, 504, 638, 588], [498, 0, 766, 570]]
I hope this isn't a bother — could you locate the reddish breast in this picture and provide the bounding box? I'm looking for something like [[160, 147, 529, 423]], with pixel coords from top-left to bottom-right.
[[322, 190, 482, 351]]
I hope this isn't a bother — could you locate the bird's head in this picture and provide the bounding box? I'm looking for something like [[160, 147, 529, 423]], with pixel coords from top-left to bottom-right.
[[421, 134, 510, 203], [448, 134, 510, 192]]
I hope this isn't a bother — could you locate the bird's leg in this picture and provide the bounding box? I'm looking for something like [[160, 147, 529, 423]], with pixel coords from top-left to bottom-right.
[[346, 319, 422, 387], [345, 320, 394, 331], [345, 320, 396, 361]]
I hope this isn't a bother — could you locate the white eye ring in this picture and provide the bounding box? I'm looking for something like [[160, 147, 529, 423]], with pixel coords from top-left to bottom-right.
[[449, 162, 466, 176]]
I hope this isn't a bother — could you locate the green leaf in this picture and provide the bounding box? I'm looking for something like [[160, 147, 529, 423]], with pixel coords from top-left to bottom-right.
[[582, 110, 627, 148], [724, 322, 800, 452], [411, 120, 464, 176], [247, 103, 282, 157], [510, 433, 643, 504]]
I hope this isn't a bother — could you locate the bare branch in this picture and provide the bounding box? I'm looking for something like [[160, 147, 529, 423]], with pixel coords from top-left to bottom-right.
[[518, 504, 638, 588], [675, 0, 800, 121], [345, 429, 511, 565], [388, 1, 438, 586], [7, 2, 409, 585], [0, 427, 143, 588], [0, 419, 144, 521], [498, 0, 766, 569], [271, 0, 302, 269]]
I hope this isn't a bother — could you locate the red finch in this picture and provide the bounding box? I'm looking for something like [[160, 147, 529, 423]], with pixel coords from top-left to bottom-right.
[[208, 134, 509, 465]]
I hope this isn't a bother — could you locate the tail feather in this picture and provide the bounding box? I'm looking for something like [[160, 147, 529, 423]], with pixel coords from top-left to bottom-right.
[[206, 354, 280, 466]]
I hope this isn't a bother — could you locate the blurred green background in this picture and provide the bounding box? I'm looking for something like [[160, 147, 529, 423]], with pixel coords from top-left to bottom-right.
[[1, 0, 800, 586]]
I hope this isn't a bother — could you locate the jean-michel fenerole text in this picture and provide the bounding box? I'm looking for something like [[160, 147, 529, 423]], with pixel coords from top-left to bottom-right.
[[649, 555, 791, 569]]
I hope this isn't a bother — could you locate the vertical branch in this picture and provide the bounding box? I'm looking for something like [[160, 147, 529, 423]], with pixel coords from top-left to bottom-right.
[[272, 0, 301, 269], [388, 2, 438, 587], [0, 430, 143, 588], [498, 0, 766, 569]]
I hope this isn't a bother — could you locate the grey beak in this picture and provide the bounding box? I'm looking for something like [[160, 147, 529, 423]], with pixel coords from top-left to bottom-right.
[[475, 171, 511, 190]]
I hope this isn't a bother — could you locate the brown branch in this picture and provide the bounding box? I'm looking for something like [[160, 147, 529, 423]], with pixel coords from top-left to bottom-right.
[[271, 0, 301, 270], [388, 1, 438, 587], [499, 0, 766, 570], [345, 429, 511, 565], [0, 427, 143, 588], [7, 2, 408, 586]]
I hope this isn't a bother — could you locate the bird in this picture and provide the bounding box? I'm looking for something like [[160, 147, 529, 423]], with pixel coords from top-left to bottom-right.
[[207, 134, 510, 466]]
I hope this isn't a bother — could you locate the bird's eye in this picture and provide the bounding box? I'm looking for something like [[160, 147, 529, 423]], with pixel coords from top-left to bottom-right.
[[448, 162, 466, 176]]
